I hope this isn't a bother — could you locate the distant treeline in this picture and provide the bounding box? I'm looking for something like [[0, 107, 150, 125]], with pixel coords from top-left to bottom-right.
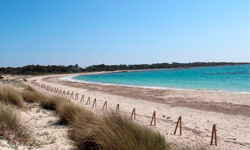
[[0, 62, 248, 75], [84, 62, 248, 72], [0, 64, 83, 75]]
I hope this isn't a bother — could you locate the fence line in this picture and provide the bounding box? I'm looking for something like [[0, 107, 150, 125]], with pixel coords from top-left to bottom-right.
[[30, 81, 218, 146]]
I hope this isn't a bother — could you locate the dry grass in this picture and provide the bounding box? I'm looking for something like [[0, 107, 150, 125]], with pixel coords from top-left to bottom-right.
[[56, 99, 83, 124], [0, 87, 24, 108], [22, 88, 47, 103], [69, 111, 168, 150], [20, 86, 207, 150], [0, 104, 32, 145], [22, 87, 66, 110], [39, 95, 68, 110], [23, 91, 169, 150]]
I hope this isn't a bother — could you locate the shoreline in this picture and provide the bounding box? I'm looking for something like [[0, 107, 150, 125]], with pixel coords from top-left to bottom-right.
[[60, 72, 250, 95], [28, 73, 250, 149], [42, 73, 250, 117]]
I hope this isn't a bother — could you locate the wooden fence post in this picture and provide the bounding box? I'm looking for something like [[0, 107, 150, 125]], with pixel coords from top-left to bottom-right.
[[131, 108, 136, 119], [75, 93, 79, 100], [92, 98, 97, 107], [80, 95, 84, 102], [210, 124, 217, 146], [174, 116, 182, 135], [116, 104, 120, 115], [150, 111, 156, 126], [102, 101, 107, 110], [66, 91, 70, 97], [86, 97, 90, 105], [70, 92, 74, 99]]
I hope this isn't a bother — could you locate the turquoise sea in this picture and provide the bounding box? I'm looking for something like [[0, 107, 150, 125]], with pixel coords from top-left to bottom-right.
[[73, 64, 250, 92]]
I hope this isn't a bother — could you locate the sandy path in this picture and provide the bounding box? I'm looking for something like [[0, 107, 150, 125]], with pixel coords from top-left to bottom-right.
[[28, 74, 250, 150]]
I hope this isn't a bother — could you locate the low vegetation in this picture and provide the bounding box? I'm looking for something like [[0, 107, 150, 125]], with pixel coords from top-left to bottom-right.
[[0, 85, 208, 150], [0, 104, 32, 145], [56, 100, 83, 124], [21, 87, 168, 149], [70, 112, 168, 150], [0, 87, 24, 108]]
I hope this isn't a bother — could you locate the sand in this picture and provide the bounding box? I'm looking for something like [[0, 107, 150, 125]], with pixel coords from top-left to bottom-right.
[[25, 72, 250, 150], [0, 81, 75, 150]]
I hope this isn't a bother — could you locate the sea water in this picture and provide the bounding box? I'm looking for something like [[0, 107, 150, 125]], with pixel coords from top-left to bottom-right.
[[73, 64, 250, 92]]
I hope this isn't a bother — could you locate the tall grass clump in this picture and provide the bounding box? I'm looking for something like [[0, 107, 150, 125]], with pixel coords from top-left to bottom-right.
[[0, 104, 31, 145], [22, 88, 67, 110], [69, 112, 169, 150], [40, 95, 69, 110], [0, 87, 24, 108], [22, 87, 47, 103], [56, 100, 84, 124]]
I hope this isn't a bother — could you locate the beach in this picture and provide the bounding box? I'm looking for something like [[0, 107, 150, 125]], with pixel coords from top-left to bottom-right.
[[26, 72, 250, 150]]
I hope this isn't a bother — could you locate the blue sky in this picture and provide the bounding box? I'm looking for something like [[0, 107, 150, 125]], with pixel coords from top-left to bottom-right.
[[0, 0, 249, 67]]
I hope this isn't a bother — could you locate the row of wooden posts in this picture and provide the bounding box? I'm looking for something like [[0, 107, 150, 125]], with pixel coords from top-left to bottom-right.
[[31, 81, 218, 146]]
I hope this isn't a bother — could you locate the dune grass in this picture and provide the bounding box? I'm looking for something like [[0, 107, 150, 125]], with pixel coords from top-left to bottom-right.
[[22, 87, 66, 110], [22, 88, 45, 103], [0, 104, 32, 145], [20, 86, 206, 150], [69, 111, 168, 150], [20, 88, 169, 150], [0, 87, 24, 108], [56, 99, 83, 124]]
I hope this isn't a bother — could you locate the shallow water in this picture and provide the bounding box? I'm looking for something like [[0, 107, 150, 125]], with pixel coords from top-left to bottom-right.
[[73, 64, 250, 92]]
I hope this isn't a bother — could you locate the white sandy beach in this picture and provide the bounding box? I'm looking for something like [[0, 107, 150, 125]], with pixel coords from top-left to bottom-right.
[[20, 72, 249, 150]]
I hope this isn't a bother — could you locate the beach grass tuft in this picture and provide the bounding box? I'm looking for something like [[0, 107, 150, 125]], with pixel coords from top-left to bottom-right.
[[0, 104, 32, 145], [0, 87, 24, 108], [22, 88, 47, 103], [69, 112, 168, 150], [19, 86, 208, 150], [56, 99, 83, 124]]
